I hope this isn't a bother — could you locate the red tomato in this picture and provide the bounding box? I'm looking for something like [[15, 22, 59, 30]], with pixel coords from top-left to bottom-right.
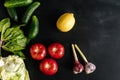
[[30, 43, 46, 60], [48, 42, 64, 59], [39, 58, 58, 76]]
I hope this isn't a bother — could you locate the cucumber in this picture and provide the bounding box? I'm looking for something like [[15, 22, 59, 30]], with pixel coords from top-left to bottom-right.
[[22, 2, 40, 24], [28, 15, 39, 40], [4, 0, 33, 8], [7, 8, 18, 22]]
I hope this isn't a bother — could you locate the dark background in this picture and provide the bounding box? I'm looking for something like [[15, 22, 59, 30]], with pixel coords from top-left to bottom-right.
[[1, 0, 120, 80]]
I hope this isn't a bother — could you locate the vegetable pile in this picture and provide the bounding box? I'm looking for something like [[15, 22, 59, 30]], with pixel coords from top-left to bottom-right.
[[30, 42, 65, 76], [1, 0, 40, 57], [0, 0, 41, 80], [0, 0, 97, 79]]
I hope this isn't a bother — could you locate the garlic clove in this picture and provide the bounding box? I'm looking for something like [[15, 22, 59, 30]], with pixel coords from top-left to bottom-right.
[[85, 62, 96, 74], [73, 61, 84, 74]]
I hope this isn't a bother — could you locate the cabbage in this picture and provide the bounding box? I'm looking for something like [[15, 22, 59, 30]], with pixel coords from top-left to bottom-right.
[[0, 55, 30, 80]]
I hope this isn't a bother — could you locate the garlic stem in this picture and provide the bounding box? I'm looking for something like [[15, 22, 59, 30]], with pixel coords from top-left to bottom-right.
[[71, 44, 78, 61], [74, 44, 88, 63]]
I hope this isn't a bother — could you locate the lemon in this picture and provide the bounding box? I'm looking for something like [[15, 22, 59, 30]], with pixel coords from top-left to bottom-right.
[[56, 13, 75, 32]]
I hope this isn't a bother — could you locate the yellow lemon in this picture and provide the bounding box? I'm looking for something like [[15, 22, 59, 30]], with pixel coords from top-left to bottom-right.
[[56, 13, 75, 32]]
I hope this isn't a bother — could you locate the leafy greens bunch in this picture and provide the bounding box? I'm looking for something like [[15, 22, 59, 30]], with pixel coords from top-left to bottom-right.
[[0, 18, 27, 58]]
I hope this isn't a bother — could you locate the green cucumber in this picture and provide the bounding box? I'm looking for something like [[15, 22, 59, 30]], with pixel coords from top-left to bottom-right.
[[28, 15, 39, 41], [4, 0, 33, 8], [7, 8, 18, 22], [22, 2, 40, 24]]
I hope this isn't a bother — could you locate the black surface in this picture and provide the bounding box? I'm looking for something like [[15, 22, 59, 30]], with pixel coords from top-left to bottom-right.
[[1, 0, 120, 80]]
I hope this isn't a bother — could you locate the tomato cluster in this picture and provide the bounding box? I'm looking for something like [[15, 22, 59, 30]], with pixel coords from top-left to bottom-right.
[[30, 42, 64, 76]]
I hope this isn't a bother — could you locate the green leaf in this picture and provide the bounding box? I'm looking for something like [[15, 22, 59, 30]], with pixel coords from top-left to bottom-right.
[[0, 18, 10, 41], [2, 26, 27, 54], [2, 36, 27, 52], [3, 24, 25, 41], [13, 51, 25, 59], [0, 18, 10, 32], [2, 27, 14, 40]]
